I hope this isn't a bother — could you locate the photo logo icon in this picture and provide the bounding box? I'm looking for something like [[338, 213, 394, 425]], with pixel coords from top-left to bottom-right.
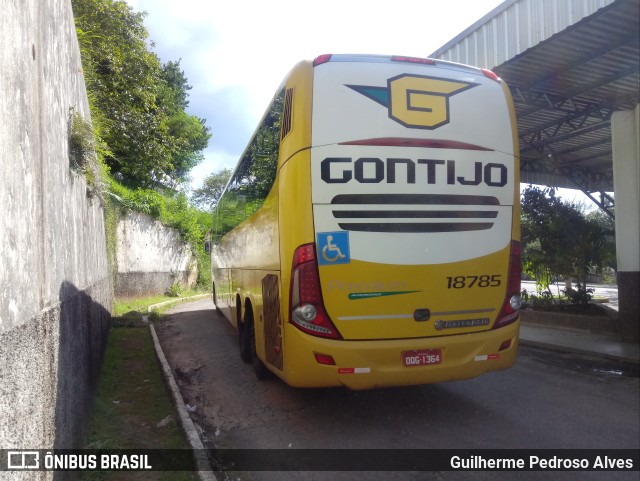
[[7, 451, 39, 469]]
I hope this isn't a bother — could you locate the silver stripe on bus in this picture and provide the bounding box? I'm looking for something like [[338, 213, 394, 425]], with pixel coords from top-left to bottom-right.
[[430, 308, 496, 316], [338, 314, 414, 321], [337, 308, 495, 321]]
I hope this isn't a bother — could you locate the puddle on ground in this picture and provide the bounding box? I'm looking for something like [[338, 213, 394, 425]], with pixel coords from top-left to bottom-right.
[[590, 368, 624, 376]]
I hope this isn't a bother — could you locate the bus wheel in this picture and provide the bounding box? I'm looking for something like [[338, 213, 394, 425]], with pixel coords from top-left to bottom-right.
[[238, 316, 252, 364], [246, 309, 269, 380], [251, 329, 269, 380]]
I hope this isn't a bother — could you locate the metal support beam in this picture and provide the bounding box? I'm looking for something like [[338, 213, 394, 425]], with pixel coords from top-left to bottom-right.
[[521, 157, 615, 192], [582, 191, 615, 219]]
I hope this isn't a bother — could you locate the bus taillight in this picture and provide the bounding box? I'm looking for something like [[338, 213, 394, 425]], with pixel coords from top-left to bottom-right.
[[313, 54, 332, 66], [493, 240, 522, 329], [290, 243, 342, 340]]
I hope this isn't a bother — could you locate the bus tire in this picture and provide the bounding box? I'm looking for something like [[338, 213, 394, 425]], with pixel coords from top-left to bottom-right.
[[238, 309, 252, 364], [251, 328, 269, 380], [239, 326, 252, 363], [245, 307, 269, 380]]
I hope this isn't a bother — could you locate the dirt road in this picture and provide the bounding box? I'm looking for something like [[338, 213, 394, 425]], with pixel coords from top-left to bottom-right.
[[155, 298, 639, 481]]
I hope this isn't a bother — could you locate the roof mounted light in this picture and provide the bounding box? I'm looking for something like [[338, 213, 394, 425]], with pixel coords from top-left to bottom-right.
[[481, 68, 500, 81], [391, 56, 436, 65], [313, 54, 332, 66]]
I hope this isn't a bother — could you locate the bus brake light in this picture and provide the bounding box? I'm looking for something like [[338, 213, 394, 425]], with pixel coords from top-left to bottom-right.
[[290, 244, 342, 340], [493, 241, 521, 329]]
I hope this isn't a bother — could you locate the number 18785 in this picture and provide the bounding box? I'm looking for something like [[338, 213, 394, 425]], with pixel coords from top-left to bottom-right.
[[446, 275, 501, 289]]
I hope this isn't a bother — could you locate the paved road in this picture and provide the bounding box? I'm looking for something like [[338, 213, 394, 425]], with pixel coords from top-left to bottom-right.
[[521, 281, 619, 310], [156, 299, 639, 481]]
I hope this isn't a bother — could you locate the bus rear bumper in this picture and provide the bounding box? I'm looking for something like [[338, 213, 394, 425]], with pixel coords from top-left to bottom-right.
[[278, 320, 520, 389]]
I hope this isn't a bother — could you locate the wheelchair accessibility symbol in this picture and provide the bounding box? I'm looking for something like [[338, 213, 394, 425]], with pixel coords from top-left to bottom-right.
[[317, 231, 350, 266]]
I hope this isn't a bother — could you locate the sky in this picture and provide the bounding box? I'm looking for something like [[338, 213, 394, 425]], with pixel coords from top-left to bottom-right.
[[122, 0, 598, 209], [124, 0, 506, 187]]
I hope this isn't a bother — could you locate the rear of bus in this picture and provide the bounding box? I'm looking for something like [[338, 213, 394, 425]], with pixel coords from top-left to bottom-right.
[[284, 54, 520, 389]]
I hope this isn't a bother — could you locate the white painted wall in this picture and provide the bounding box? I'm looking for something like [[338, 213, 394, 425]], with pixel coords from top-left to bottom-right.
[[116, 211, 198, 295]]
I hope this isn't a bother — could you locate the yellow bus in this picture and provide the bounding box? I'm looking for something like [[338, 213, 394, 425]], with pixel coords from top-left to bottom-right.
[[211, 54, 521, 389]]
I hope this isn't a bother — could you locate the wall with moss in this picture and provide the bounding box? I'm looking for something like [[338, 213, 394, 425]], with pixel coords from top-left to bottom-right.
[[0, 0, 112, 468]]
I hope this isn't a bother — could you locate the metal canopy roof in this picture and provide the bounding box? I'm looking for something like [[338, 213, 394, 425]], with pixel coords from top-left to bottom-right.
[[432, 0, 640, 216]]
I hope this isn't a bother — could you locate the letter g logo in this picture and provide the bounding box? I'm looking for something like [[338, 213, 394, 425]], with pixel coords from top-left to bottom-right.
[[347, 75, 477, 130], [388, 74, 476, 129]]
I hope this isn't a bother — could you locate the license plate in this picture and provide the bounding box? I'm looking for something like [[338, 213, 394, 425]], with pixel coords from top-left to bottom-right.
[[402, 349, 442, 367]]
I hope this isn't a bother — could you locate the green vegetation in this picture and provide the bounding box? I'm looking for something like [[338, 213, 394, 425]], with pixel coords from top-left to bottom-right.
[[103, 193, 121, 286], [113, 296, 175, 318], [191, 168, 232, 211], [68, 108, 95, 173], [71, 0, 215, 290], [521, 186, 616, 304], [113, 291, 206, 317], [68, 107, 108, 201], [167, 281, 182, 298], [83, 295, 206, 480], [82, 324, 196, 481], [72, 0, 210, 189], [70, 3, 212, 475]]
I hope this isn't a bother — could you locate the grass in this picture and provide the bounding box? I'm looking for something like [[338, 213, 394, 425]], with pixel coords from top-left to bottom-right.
[[113, 288, 208, 317], [82, 294, 203, 481]]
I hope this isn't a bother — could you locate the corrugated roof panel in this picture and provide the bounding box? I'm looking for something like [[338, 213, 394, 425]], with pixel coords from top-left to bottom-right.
[[431, 0, 616, 69], [431, 0, 638, 193]]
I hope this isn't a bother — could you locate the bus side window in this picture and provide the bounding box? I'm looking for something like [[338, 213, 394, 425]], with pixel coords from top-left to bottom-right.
[[213, 195, 235, 240], [221, 88, 286, 234]]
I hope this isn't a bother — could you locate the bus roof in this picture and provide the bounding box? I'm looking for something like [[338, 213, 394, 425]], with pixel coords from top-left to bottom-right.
[[313, 54, 492, 78]]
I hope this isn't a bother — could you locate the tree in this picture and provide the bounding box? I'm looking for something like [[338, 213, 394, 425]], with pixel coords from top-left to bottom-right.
[[159, 60, 192, 113], [72, 0, 210, 188], [587, 209, 617, 272], [158, 60, 211, 186], [521, 186, 613, 294], [191, 168, 233, 211]]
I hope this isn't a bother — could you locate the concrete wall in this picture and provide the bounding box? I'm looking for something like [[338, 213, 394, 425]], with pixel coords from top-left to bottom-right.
[[0, 0, 112, 473], [612, 105, 640, 342], [116, 211, 198, 297]]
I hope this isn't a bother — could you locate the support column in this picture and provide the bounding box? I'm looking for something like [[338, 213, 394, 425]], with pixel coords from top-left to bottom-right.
[[612, 104, 640, 342]]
